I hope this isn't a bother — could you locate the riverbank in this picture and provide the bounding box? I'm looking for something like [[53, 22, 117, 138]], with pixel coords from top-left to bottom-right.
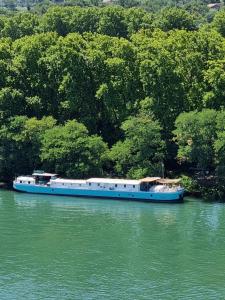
[[0, 182, 9, 189], [181, 175, 225, 202]]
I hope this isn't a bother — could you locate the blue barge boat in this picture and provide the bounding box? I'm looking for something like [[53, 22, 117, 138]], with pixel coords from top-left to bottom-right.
[[13, 171, 184, 203]]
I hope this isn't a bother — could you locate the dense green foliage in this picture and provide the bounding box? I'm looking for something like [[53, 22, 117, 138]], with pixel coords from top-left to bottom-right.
[[0, 116, 56, 179], [41, 120, 108, 177], [173, 109, 225, 168], [109, 114, 165, 178], [0, 4, 225, 201]]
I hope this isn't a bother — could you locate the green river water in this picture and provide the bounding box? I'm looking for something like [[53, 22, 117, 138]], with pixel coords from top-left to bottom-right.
[[0, 190, 225, 299]]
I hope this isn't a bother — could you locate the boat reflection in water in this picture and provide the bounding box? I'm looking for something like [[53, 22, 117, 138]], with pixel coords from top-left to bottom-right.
[[13, 191, 181, 227]]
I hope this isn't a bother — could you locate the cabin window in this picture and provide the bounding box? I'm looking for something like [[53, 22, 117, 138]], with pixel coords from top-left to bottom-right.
[[124, 184, 126, 188], [133, 185, 135, 188], [28, 181, 30, 184], [89, 183, 91, 186], [98, 183, 100, 186], [115, 184, 117, 187], [20, 181, 22, 183]]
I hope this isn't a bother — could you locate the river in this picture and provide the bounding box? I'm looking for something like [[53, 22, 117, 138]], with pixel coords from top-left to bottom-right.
[[0, 190, 225, 299]]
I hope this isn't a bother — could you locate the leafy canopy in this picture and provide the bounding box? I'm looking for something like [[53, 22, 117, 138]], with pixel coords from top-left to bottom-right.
[[41, 119, 108, 178], [109, 114, 165, 178]]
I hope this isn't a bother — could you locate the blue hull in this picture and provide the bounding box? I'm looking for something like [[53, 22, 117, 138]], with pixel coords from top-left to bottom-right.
[[13, 183, 184, 203]]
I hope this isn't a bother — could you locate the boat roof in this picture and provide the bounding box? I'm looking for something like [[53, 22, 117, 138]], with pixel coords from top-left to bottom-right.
[[156, 178, 181, 184], [140, 177, 161, 183], [17, 176, 35, 181], [87, 178, 141, 185], [51, 178, 87, 184], [32, 172, 58, 177]]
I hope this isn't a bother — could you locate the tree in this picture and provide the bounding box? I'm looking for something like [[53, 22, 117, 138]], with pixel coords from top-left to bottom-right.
[[109, 114, 165, 178], [212, 9, 225, 37], [0, 37, 11, 90], [213, 111, 225, 166], [49, 32, 140, 143], [114, 0, 140, 7], [97, 6, 128, 37], [135, 28, 225, 140], [1, 13, 39, 40], [124, 7, 153, 36], [0, 116, 56, 180], [41, 119, 108, 178], [10, 32, 59, 118], [153, 7, 197, 31], [39, 6, 73, 36], [84, 33, 141, 143], [68, 7, 100, 33], [173, 109, 218, 169], [0, 88, 25, 122], [204, 59, 225, 109]]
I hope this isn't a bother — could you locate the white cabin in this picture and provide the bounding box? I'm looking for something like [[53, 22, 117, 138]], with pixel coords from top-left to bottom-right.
[[49, 177, 141, 191], [50, 179, 87, 189], [48, 177, 164, 192], [86, 178, 141, 192], [16, 176, 35, 185]]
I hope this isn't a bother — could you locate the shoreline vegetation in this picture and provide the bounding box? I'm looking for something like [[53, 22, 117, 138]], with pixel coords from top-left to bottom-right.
[[1, 1, 225, 200]]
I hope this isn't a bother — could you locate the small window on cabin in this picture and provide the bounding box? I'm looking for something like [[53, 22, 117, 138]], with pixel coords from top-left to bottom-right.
[[124, 184, 126, 188], [98, 183, 100, 186], [89, 183, 91, 186], [133, 185, 135, 188], [20, 181, 22, 183], [28, 181, 30, 184], [115, 184, 117, 187]]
